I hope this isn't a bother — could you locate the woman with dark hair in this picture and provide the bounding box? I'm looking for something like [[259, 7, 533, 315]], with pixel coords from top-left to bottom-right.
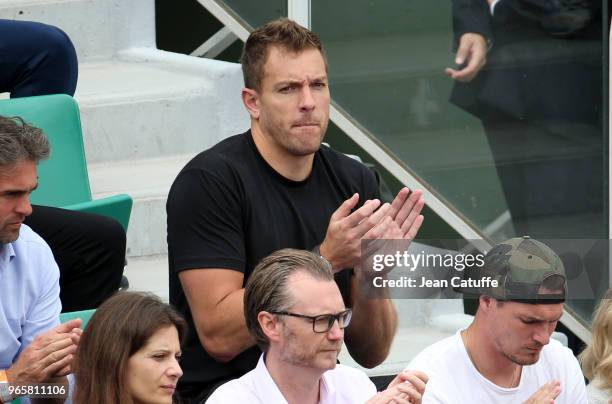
[[73, 291, 187, 404]]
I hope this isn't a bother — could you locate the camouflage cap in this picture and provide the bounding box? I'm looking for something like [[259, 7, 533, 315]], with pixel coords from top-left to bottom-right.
[[479, 236, 566, 303]]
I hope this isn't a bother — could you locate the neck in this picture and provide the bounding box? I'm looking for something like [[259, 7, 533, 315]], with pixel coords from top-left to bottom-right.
[[462, 322, 522, 388], [265, 350, 323, 404], [251, 123, 315, 182]]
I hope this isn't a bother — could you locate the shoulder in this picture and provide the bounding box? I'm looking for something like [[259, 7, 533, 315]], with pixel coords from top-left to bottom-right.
[[328, 363, 373, 383], [192, 132, 250, 167], [407, 333, 461, 374], [205, 373, 258, 403], [318, 144, 374, 177], [12, 224, 56, 266], [586, 381, 611, 404], [176, 133, 251, 179], [316, 145, 379, 197], [14, 224, 51, 250], [539, 339, 579, 365], [537, 339, 586, 396], [168, 133, 251, 201]]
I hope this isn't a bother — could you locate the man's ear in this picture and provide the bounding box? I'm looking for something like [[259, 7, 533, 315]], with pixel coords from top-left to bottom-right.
[[258, 311, 282, 343], [479, 295, 494, 312], [242, 87, 260, 119]]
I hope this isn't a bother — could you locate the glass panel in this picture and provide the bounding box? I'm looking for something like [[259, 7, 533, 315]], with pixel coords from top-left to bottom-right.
[[216, 0, 286, 29], [313, 0, 607, 241], [312, 1, 608, 327]]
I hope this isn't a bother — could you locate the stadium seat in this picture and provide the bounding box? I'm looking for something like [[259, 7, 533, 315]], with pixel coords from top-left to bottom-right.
[[59, 308, 96, 329], [0, 94, 132, 231]]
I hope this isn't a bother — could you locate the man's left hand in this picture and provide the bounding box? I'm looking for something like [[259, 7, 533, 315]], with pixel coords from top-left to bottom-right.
[[388, 370, 429, 404], [445, 33, 487, 82], [387, 187, 424, 240]]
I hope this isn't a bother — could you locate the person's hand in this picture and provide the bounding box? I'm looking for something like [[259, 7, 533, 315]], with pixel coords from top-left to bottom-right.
[[6, 319, 82, 384], [387, 370, 429, 404], [445, 33, 487, 82], [366, 380, 425, 404], [320, 194, 392, 272], [387, 188, 424, 241], [523, 381, 561, 404]]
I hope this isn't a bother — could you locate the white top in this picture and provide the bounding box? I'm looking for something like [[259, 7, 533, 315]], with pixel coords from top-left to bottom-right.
[[206, 354, 377, 404], [586, 378, 611, 404], [0, 224, 61, 369], [406, 330, 587, 404]]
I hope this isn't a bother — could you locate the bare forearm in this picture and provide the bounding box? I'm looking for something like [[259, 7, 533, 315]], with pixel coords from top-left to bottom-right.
[[195, 288, 255, 361], [345, 276, 397, 368]]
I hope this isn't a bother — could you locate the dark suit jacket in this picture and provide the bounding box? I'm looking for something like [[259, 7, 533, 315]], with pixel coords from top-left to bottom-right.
[[450, 0, 603, 125]]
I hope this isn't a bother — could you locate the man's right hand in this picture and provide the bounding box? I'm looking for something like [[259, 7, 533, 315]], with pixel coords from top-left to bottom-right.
[[445, 32, 487, 82], [523, 381, 561, 404], [319, 194, 392, 272], [6, 319, 82, 384]]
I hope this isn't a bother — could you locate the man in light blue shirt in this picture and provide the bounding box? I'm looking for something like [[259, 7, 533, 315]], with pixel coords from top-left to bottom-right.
[[0, 116, 81, 404]]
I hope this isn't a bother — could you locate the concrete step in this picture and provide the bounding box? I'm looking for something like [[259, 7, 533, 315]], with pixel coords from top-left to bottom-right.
[[89, 152, 197, 258], [0, 0, 154, 61], [125, 254, 169, 302], [76, 48, 249, 164]]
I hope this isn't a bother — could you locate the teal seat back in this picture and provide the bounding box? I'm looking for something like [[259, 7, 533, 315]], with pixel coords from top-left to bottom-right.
[[59, 309, 96, 329], [0, 94, 92, 207]]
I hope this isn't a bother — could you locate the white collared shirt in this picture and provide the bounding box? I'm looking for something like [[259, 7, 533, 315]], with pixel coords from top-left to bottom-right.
[[206, 354, 377, 404]]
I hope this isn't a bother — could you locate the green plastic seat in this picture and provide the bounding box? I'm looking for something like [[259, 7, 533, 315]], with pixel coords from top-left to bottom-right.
[[0, 94, 131, 231], [59, 308, 96, 329]]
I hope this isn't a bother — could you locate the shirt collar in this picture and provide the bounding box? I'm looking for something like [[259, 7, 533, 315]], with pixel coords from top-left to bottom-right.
[[253, 354, 290, 403], [320, 369, 337, 402], [254, 354, 337, 404], [0, 241, 16, 265]]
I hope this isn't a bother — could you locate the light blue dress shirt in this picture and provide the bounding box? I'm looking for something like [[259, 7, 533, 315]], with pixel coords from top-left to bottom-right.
[[0, 224, 61, 370]]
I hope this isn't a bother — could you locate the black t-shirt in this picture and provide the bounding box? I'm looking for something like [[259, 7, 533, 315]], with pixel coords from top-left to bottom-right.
[[167, 130, 379, 392]]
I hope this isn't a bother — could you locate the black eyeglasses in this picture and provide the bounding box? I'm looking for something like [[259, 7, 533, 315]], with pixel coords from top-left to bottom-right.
[[269, 309, 352, 333]]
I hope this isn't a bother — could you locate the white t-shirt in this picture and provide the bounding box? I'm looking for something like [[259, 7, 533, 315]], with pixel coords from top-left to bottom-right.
[[406, 330, 587, 404], [206, 354, 377, 404]]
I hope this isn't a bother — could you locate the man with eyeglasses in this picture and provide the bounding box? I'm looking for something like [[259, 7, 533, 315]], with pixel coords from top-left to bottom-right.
[[206, 249, 428, 404]]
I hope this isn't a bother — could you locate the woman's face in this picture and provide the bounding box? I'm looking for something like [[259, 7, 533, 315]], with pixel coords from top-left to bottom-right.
[[126, 325, 183, 404]]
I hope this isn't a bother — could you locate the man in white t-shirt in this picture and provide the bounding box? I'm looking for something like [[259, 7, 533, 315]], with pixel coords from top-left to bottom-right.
[[406, 236, 587, 404], [206, 249, 428, 404]]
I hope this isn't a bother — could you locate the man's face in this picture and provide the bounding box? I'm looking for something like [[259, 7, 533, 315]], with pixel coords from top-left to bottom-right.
[[254, 46, 330, 156], [489, 300, 564, 366], [0, 159, 36, 243], [277, 271, 345, 371]]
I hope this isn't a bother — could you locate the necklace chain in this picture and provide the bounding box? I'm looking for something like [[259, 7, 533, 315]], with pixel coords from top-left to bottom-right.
[[463, 327, 521, 388]]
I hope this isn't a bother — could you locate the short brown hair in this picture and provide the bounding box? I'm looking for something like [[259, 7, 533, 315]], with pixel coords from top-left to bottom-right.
[[244, 248, 333, 351], [74, 292, 187, 404], [0, 115, 49, 171], [240, 18, 327, 91]]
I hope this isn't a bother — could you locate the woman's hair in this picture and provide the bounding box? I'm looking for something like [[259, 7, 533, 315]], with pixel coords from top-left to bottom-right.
[[73, 291, 187, 404], [580, 289, 612, 389]]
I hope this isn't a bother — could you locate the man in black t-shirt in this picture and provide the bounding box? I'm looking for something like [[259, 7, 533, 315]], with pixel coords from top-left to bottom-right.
[[167, 18, 425, 403]]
